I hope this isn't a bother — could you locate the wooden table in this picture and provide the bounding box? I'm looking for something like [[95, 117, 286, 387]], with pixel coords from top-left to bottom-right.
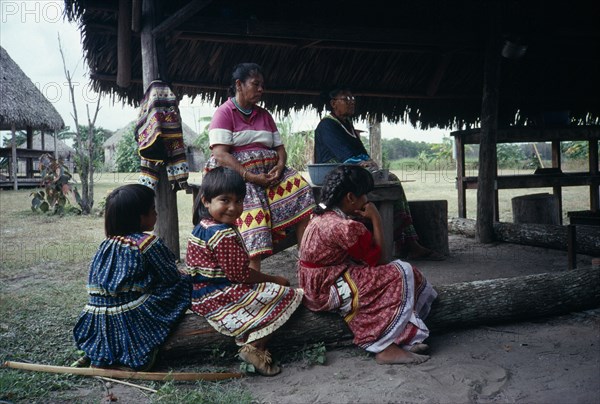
[[311, 181, 405, 262]]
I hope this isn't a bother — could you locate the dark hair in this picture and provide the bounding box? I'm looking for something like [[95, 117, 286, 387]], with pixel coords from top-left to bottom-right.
[[104, 184, 155, 236], [314, 165, 374, 215], [193, 167, 247, 225], [228, 63, 264, 97], [320, 86, 352, 111]]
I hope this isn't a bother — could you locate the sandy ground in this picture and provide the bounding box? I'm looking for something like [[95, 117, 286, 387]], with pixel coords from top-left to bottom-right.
[[240, 235, 600, 404], [60, 235, 600, 403]]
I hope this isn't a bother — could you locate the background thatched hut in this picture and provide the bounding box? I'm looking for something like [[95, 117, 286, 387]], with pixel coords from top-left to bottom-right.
[[0, 46, 65, 188]]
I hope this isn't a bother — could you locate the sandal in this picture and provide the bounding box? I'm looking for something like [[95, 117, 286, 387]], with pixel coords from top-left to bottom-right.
[[238, 345, 281, 376]]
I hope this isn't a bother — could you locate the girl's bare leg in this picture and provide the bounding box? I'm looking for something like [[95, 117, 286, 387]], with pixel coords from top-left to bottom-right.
[[375, 344, 429, 365], [249, 256, 261, 272]]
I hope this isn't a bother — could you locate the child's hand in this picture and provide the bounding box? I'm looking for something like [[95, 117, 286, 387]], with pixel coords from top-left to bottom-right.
[[271, 275, 290, 286]]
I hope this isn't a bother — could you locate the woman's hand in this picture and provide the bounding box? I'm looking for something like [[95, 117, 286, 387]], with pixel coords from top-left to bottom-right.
[[267, 164, 285, 185], [246, 172, 273, 188]]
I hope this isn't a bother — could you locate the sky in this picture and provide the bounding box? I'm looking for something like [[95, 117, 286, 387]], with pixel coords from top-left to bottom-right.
[[0, 1, 447, 143]]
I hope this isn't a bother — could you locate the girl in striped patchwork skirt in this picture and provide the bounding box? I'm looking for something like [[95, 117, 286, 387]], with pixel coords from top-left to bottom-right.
[[186, 167, 303, 376], [72, 184, 191, 370]]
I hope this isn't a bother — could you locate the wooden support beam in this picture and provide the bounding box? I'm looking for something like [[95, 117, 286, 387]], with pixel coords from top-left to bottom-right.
[[117, 0, 132, 88], [131, 0, 142, 32], [476, 35, 501, 243], [368, 118, 382, 167], [141, 0, 180, 257], [152, 0, 213, 38], [90, 73, 479, 100], [11, 124, 17, 190]]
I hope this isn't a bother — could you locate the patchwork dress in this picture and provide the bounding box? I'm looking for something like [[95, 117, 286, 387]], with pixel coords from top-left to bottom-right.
[[186, 218, 303, 344], [206, 98, 315, 257], [298, 209, 437, 353], [73, 233, 191, 369]]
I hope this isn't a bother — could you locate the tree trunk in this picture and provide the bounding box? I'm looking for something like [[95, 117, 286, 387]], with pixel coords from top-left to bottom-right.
[[448, 218, 600, 256], [511, 193, 559, 225], [160, 267, 600, 360]]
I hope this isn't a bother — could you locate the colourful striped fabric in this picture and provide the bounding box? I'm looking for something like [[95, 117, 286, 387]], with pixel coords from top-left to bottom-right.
[[73, 233, 190, 369], [186, 219, 303, 345]]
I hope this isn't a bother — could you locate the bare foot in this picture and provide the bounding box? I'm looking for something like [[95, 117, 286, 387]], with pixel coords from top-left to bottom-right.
[[408, 343, 430, 354], [375, 344, 430, 365]]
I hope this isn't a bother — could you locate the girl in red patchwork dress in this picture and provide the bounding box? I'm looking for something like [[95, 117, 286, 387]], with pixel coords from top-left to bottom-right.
[[186, 167, 303, 376], [298, 165, 437, 364]]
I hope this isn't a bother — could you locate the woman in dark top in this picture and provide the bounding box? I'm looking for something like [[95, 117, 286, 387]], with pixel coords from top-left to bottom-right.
[[314, 87, 445, 261]]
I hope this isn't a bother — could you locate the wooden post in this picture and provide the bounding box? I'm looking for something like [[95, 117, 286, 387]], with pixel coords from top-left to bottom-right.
[[117, 0, 132, 88], [11, 124, 17, 190], [140, 0, 180, 258], [551, 140, 563, 223], [26, 126, 33, 178], [41, 130, 45, 150], [369, 117, 382, 168], [476, 36, 500, 243], [455, 134, 466, 218], [53, 131, 57, 160], [589, 139, 599, 211]]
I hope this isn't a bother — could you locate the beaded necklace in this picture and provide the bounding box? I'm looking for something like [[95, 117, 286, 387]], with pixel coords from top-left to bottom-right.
[[232, 97, 253, 116]]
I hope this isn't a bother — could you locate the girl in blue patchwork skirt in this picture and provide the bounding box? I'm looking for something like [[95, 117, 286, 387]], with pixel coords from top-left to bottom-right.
[[72, 184, 190, 370]]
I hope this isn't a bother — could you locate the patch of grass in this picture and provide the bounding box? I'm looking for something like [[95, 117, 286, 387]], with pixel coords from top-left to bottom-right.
[[153, 380, 254, 403], [281, 342, 327, 367]]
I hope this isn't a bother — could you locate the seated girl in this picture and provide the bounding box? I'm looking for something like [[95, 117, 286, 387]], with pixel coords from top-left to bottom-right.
[[72, 184, 191, 370], [186, 167, 303, 376], [298, 165, 437, 364]]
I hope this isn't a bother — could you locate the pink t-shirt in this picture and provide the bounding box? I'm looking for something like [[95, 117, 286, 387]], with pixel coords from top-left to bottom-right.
[[208, 98, 282, 150]]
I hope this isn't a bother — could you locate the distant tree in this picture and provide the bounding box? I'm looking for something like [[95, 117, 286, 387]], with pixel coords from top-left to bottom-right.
[[59, 33, 101, 214], [59, 125, 110, 169], [277, 117, 313, 171], [497, 143, 525, 168], [193, 116, 212, 159], [114, 123, 139, 172]]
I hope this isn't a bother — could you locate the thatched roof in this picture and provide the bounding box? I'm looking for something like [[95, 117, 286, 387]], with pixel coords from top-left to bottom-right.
[[0, 47, 65, 131], [63, 0, 599, 130], [103, 120, 199, 148]]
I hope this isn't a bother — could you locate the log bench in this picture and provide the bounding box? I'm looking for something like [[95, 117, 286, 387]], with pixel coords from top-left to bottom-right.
[[160, 266, 600, 361]]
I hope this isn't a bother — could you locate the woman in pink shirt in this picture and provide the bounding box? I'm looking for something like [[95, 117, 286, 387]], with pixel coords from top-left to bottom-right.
[[204, 63, 315, 271]]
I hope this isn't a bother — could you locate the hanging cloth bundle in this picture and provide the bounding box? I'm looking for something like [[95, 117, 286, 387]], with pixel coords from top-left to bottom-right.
[[135, 80, 189, 191]]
